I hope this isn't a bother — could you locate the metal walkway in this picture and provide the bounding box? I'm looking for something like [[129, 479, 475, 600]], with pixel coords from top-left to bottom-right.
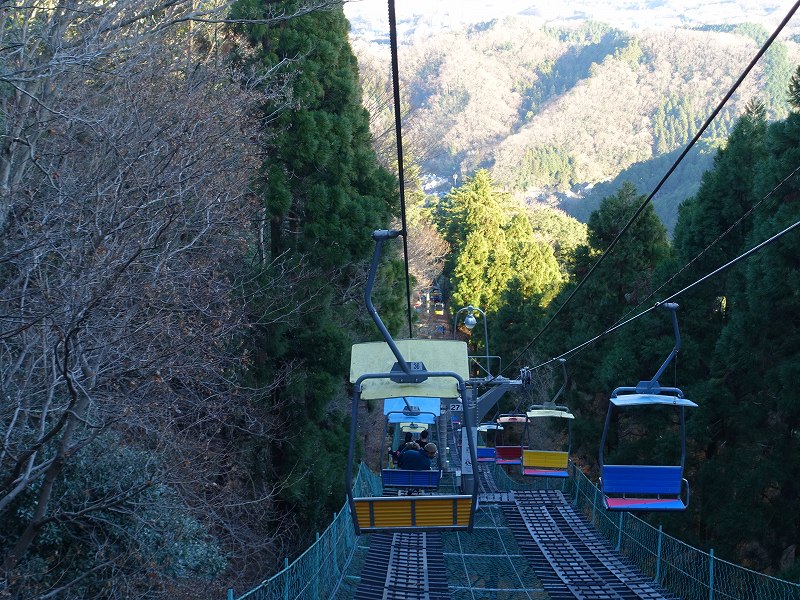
[[352, 415, 677, 600], [355, 531, 450, 599], [355, 428, 455, 600], [506, 490, 678, 600], [233, 460, 800, 600]]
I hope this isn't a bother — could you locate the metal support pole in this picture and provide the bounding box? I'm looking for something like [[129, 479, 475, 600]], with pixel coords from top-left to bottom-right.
[[616, 512, 624, 551], [364, 230, 417, 377], [461, 384, 478, 494], [480, 310, 490, 377], [651, 303, 680, 384], [655, 524, 663, 584], [572, 463, 579, 506], [332, 512, 339, 575], [227, 588, 234, 600], [313, 532, 320, 599], [453, 305, 491, 377], [283, 557, 289, 600], [709, 548, 715, 600]]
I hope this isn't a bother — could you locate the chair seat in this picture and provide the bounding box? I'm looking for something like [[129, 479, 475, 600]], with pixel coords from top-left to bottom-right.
[[604, 497, 686, 511], [600, 465, 689, 512], [523, 467, 569, 478]]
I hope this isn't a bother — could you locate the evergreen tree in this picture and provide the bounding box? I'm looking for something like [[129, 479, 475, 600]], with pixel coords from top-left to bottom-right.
[[673, 100, 766, 263], [583, 182, 669, 309], [788, 65, 800, 110], [694, 104, 800, 571], [436, 170, 512, 311], [669, 101, 767, 397], [526, 206, 588, 276], [505, 213, 563, 305], [538, 183, 670, 459], [231, 0, 401, 538]]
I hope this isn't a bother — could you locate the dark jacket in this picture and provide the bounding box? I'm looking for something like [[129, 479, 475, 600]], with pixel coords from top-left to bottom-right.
[[398, 448, 431, 470]]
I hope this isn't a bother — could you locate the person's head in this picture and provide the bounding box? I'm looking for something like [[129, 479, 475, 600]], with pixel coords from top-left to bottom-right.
[[419, 430, 429, 442], [403, 432, 413, 443], [405, 442, 420, 451], [424, 443, 437, 457]]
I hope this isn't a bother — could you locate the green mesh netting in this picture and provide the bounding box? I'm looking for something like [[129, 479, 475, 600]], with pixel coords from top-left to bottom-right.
[[233, 462, 800, 600]]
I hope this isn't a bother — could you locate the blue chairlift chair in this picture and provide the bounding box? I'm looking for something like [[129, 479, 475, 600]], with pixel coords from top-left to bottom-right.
[[598, 304, 698, 512]]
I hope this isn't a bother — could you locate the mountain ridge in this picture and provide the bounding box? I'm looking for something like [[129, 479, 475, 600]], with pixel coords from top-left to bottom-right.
[[351, 14, 800, 231]]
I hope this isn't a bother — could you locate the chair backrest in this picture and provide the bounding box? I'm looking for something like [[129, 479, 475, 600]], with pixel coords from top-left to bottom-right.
[[381, 469, 442, 489], [523, 450, 568, 470], [601, 465, 683, 495], [353, 495, 472, 531], [477, 447, 496, 460], [495, 446, 522, 461]]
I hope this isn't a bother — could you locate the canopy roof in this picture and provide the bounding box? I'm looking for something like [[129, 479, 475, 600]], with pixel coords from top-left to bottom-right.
[[384, 397, 440, 424], [526, 409, 575, 419], [477, 422, 503, 432], [350, 339, 469, 400], [497, 415, 527, 424], [610, 393, 697, 408]]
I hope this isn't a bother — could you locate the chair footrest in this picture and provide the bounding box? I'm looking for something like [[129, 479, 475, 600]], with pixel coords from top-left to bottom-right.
[[523, 468, 568, 477], [353, 495, 473, 531], [604, 496, 686, 511]]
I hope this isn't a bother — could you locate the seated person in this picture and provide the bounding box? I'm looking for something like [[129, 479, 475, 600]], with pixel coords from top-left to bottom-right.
[[423, 442, 438, 463], [392, 432, 413, 464], [397, 442, 431, 470], [415, 429, 429, 449]]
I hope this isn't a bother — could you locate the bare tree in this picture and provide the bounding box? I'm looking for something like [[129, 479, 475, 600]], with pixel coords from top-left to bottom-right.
[[407, 220, 449, 293], [0, 1, 331, 597]]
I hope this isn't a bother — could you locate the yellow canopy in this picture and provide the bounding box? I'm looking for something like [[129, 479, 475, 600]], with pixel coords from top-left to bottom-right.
[[350, 339, 469, 400], [526, 409, 575, 419]]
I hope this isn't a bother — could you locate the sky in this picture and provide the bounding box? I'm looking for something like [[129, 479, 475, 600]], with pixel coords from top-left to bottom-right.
[[344, 0, 800, 41]]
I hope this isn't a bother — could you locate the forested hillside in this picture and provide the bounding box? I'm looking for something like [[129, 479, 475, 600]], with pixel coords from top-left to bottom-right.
[[353, 19, 799, 230], [431, 95, 800, 578]]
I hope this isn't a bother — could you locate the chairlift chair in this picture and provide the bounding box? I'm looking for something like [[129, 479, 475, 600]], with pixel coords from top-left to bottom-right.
[[522, 359, 574, 478], [495, 413, 527, 465], [346, 230, 478, 534], [383, 398, 442, 490], [598, 304, 698, 512], [476, 422, 502, 462]]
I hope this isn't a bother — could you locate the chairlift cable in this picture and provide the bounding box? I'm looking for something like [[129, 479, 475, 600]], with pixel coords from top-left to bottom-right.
[[606, 163, 800, 334], [499, 0, 800, 377], [527, 214, 800, 372], [388, 0, 414, 338], [552, 162, 800, 367]]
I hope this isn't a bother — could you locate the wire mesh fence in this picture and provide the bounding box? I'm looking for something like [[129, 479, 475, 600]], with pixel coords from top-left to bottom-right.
[[569, 464, 800, 600], [231, 460, 800, 600], [230, 463, 379, 600], [443, 505, 548, 600]]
